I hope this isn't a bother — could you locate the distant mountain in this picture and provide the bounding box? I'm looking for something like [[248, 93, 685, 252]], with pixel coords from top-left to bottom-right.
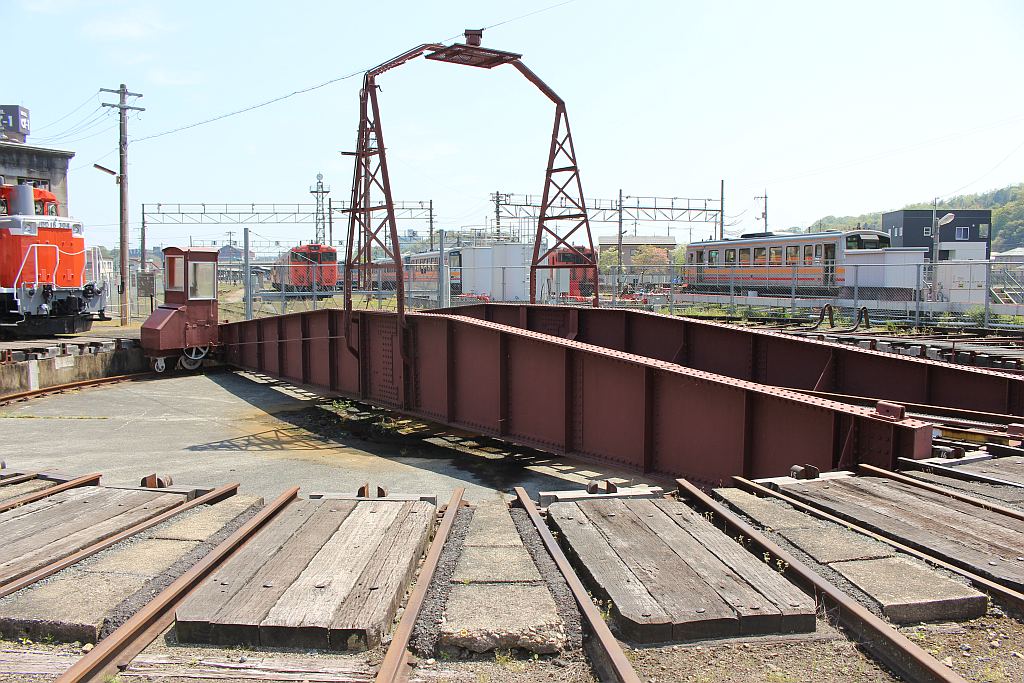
[[810, 183, 1024, 252]]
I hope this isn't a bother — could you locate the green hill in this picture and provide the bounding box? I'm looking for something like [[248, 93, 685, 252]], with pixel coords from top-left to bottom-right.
[[810, 183, 1024, 252]]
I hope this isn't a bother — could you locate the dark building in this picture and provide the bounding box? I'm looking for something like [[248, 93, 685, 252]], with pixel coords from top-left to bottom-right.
[[881, 209, 991, 261], [0, 141, 75, 217]]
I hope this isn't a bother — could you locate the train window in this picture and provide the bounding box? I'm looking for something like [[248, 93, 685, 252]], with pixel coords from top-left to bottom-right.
[[724, 249, 736, 264], [769, 247, 782, 265], [188, 261, 217, 300], [803, 245, 813, 265], [786, 246, 799, 264], [814, 244, 822, 261], [0, 198, 7, 215], [739, 248, 751, 265], [696, 250, 705, 264], [449, 252, 462, 267], [320, 251, 337, 262], [708, 250, 719, 265], [291, 251, 307, 262], [753, 247, 766, 264], [687, 252, 694, 264], [166, 256, 184, 292]]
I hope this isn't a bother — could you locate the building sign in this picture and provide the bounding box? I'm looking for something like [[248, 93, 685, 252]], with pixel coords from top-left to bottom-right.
[[0, 106, 30, 142], [136, 271, 155, 297]]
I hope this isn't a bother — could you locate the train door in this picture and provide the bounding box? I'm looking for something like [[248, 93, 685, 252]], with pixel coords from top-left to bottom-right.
[[823, 243, 836, 287]]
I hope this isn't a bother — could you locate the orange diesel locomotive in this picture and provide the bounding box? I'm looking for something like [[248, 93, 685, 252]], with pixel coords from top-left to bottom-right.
[[0, 183, 107, 335], [270, 243, 339, 292]]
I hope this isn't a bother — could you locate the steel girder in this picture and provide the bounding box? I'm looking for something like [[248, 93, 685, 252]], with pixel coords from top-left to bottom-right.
[[220, 310, 930, 485], [436, 304, 1024, 417]]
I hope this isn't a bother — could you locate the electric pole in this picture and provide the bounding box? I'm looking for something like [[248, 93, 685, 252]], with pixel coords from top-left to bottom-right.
[[429, 199, 435, 251], [491, 191, 509, 238], [310, 173, 330, 244], [226, 230, 235, 246], [755, 190, 768, 234], [719, 179, 725, 240], [101, 84, 144, 326]]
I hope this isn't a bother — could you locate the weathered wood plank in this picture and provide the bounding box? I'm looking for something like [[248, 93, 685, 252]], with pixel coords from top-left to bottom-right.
[[176, 500, 323, 643], [260, 500, 403, 649], [330, 501, 434, 649], [651, 499, 817, 634], [581, 499, 738, 640], [0, 490, 182, 585], [782, 480, 1024, 590], [0, 486, 104, 535], [204, 501, 357, 646], [624, 499, 783, 635], [959, 456, 1024, 485], [547, 501, 672, 642]]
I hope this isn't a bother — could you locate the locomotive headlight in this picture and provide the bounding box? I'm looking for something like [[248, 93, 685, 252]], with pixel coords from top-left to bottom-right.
[[72, 223, 84, 235]]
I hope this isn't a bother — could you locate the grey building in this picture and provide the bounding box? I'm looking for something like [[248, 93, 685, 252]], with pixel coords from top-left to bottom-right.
[[881, 209, 991, 261], [0, 141, 75, 217]]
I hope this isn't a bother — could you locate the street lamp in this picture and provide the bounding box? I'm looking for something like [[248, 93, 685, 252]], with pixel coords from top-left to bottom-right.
[[930, 202, 955, 299], [94, 163, 130, 325]]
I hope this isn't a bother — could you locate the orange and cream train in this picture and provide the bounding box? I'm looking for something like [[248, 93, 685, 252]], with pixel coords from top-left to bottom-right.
[[682, 230, 927, 300], [0, 183, 107, 335]]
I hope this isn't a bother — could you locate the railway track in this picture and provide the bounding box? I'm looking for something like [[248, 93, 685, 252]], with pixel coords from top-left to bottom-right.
[[0, 372, 153, 407]]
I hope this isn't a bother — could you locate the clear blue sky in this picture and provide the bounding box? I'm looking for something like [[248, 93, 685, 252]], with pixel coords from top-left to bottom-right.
[[7, 0, 1024, 248]]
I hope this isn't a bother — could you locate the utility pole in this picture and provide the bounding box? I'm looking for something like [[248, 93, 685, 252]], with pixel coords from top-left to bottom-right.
[[491, 191, 509, 238], [226, 230, 235, 246], [310, 173, 330, 244], [719, 179, 725, 240], [617, 188, 624, 299], [101, 84, 144, 326], [428, 199, 435, 251], [755, 190, 768, 234]]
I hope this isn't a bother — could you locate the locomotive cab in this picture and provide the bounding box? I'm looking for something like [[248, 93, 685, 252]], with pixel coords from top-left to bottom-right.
[[141, 246, 220, 372]]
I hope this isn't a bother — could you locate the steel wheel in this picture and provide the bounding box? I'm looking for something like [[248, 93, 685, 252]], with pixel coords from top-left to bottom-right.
[[152, 357, 167, 373], [180, 355, 203, 371], [182, 346, 209, 360]]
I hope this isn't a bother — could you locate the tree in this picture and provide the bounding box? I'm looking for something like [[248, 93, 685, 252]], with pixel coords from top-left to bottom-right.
[[632, 245, 669, 266], [671, 244, 689, 264], [597, 247, 620, 276]]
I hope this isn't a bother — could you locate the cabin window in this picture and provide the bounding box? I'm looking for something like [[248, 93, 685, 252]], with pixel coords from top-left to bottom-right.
[[753, 247, 766, 265], [739, 248, 751, 265], [188, 261, 217, 300], [769, 246, 782, 265], [166, 256, 184, 292], [320, 251, 337, 262], [725, 248, 736, 264], [696, 250, 705, 264], [708, 250, 719, 265], [803, 245, 814, 265], [786, 246, 800, 264]]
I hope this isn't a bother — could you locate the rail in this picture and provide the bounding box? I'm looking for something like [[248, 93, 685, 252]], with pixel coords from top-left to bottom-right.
[[0, 482, 240, 599], [56, 486, 300, 683], [730, 475, 1024, 614], [676, 478, 967, 683], [512, 487, 642, 683], [375, 487, 465, 683], [0, 471, 101, 515], [0, 372, 153, 406]]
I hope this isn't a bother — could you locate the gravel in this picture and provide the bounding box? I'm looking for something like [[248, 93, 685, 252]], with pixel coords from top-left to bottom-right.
[[409, 506, 473, 657], [509, 507, 584, 654], [100, 499, 263, 638]]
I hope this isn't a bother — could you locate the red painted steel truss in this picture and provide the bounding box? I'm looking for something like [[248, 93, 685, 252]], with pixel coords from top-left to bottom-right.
[[439, 303, 1024, 416], [220, 310, 930, 486], [342, 34, 599, 322]]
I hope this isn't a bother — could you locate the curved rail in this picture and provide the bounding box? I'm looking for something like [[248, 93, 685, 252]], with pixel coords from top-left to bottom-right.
[[375, 487, 465, 683], [676, 478, 966, 683], [513, 486, 642, 683], [0, 372, 152, 407], [56, 486, 299, 683]]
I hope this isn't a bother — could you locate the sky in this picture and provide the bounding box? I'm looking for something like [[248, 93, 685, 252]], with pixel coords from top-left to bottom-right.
[[5, 0, 1024, 249]]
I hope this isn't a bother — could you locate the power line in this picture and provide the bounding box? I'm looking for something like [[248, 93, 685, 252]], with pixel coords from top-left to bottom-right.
[[30, 90, 100, 132], [939, 136, 1024, 199], [31, 106, 110, 143]]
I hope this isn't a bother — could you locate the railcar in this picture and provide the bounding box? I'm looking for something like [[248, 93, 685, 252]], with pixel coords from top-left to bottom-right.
[[270, 243, 338, 292], [544, 246, 597, 300], [682, 230, 926, 300], [0, 183, 107, 335]]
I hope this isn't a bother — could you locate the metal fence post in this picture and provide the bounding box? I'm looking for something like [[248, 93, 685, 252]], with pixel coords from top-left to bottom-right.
[[914, 263, 922, 328], [312, 262, 318, 311], [985, 260, 992, 328], [437, 229, 446, 309], [790, 263, 797, 317], [852, 264, 859, 312], [243, 227, 253, 320]]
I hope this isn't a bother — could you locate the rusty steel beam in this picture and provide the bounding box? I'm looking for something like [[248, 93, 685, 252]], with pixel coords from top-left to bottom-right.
[[434, 303, 1024, 416], [221, 310, 930, 483], [677, 479, 967, 683], [376, 487, 465, 683]]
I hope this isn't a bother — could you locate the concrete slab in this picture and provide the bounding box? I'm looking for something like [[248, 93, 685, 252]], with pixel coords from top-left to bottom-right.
[[713, 487, 817, 531], [439, 583, 566, 653], [462, 503, 522, 548], [452, 545, 542, 584], [81, 538, 199, 576], [779, 526, 895, 564], [151, 494, 263, 542], [0, 570, 149, 643], [0, 479, 53, 503], [831, 557, 987, 624]]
